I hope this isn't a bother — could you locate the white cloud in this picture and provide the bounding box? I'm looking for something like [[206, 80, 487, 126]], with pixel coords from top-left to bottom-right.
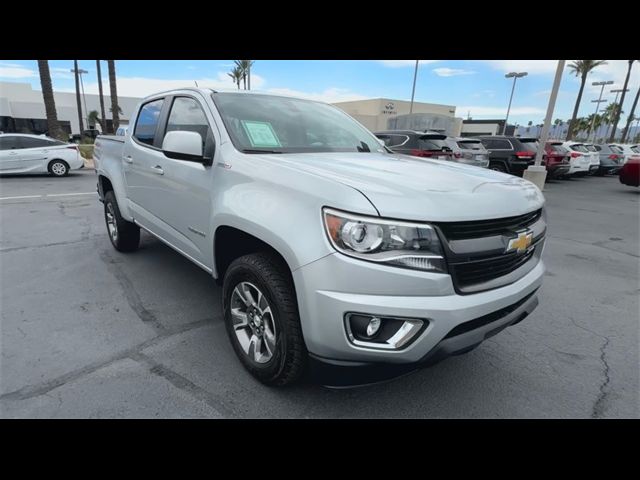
[[433, 67, 475, 77], [264, 87, 367, 103], [472, 90, 496, 98], [0, 64, 37, 78], [585, 60, 640, 96], [378, 60, 439, 68], [63, 72, 266, 97], [484, 60, 560, 75], [457, 105, 546, 117]]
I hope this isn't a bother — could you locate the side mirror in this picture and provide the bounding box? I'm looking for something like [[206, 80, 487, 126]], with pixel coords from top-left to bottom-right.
[[376, 137, 386, 147], [162, 130, 210, 164]]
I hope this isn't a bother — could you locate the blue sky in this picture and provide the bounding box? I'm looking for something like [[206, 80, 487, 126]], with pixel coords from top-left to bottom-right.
[[1, 60, 638, 125]]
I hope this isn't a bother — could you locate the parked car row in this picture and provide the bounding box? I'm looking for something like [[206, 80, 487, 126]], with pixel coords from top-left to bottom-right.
[[374, 130, 640, 185]]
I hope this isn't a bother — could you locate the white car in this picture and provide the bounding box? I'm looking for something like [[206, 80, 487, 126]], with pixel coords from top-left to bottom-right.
[[0, 133, 84, 176], [561, 141, 591, 175], [610, 143, 640, 164], [583, 143, 602, 174]]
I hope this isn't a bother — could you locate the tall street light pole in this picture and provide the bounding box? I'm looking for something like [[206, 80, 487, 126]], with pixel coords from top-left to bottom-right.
[[409, 60, 419, 115], [71, 66, 90, 130], [523, 60, 565, 191], [589, 80, 613, 142], [503, 71, 528, 134]]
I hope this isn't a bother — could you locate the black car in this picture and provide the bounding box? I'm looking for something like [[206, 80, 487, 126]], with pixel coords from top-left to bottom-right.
[[478, 136, 538, 176], [374, 130, 454, 160]]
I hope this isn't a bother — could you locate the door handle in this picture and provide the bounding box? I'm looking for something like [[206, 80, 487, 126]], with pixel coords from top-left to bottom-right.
[[124, 155, 133, 164], [151, 165, 164, 175]]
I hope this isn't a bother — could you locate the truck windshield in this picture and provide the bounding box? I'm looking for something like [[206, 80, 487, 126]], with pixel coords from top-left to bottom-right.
[[212, 92, 385, 154]]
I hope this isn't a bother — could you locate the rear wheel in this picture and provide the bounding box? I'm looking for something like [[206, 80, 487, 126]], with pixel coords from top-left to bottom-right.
[[48, 160, 69, 177], [490, 163, 507, 173], [104, 191, 140, 252]]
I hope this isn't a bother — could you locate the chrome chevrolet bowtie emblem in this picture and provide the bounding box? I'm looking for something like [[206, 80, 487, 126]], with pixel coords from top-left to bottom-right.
[[506, 230, 533, 254]]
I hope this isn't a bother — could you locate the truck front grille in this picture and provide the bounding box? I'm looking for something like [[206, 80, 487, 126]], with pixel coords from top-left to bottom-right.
[[437, 209, 542, 240], [449, 247, 537, 289]]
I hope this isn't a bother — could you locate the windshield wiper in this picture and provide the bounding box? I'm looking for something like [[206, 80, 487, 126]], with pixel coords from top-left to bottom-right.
[[241, 148, 283, 154], [357, 141, 371, 153]]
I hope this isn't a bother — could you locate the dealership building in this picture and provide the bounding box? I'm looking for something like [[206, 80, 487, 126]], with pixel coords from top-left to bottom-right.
[[0, 81, 138, 135], [333, 98, 464, 136]]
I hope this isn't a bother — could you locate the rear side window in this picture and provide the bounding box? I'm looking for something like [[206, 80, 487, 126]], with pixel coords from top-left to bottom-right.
[[610, 145, 624, 154], [0, 136, 21, 150], [456, 140, 484, 150], [570, 144, 588, 153], [482, 138, 512, 150], [548, 143, 568, 154], [519, 140, 538, 152], [134, 99, 164, 146], [17, 137, 53, 149], [378, 134, 408, 147], [164, 97, 214, 158], [418, 138, 448, 151]]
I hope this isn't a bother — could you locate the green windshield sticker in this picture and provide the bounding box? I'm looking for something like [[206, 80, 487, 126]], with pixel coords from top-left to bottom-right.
[[241, 120, 282, 148]]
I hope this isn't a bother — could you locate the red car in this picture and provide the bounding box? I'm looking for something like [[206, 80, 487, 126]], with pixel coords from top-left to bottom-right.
[[518, 139, 571, 179], [544, 142, 571, 179], [619, 157, 640, 187]]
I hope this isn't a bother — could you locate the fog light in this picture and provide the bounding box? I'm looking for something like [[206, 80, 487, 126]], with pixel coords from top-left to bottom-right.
[[366, 317, 381, 337], [345, 313, 426, 350]]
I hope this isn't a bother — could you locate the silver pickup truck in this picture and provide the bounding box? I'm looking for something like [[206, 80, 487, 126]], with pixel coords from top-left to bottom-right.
[[94, 88, 546, 387]]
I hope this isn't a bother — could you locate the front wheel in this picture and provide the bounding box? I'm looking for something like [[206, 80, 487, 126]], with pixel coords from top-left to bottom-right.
[[104, 191, 140, 252], [223, 252, 307, 386]]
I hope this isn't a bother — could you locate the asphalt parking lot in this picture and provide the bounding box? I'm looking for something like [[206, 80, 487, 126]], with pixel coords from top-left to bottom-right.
[[0, 169, 638, 418]]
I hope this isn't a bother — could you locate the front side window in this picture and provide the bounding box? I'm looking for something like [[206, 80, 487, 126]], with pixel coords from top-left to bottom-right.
[[213, 93, 385, 154], [134, 99, 164, 146], [165, 97, 213, 156]]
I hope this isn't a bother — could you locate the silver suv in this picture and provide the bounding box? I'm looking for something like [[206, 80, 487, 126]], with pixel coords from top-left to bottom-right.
[[94, 89, 545, 386]]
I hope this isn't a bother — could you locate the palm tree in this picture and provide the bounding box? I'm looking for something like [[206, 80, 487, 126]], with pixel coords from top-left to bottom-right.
[[553, 118, 562, 138], [88, 110, 102, 130], [228, 66, 243, 89], [609, 60, 635, 142], [107, 60, 120, 133], [37, 60, 65, 140], [621, 84, 640, 143], [96, 60, 107, 134], [566, 60, 608, 140], [234, 60, 255, 90]]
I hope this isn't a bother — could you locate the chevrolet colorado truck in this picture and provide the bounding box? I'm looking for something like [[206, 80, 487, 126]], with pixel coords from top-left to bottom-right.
[[94, 88, 546, 387]]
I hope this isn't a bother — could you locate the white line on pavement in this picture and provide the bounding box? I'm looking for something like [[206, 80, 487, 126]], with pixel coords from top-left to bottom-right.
[[0, 195, 42, 200], [46, 192, 96, 197], [0, 192, 96, 201]]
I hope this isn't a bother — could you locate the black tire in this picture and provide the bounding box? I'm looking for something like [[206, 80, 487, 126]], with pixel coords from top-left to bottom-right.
[[48, 159, 69, 177], [104, 191, 140, 252], [490, 163, 507, 173], [222, 252, 307, 386]]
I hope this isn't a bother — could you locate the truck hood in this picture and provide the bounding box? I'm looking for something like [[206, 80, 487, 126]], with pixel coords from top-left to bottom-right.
[[253, 151, 545, 222]]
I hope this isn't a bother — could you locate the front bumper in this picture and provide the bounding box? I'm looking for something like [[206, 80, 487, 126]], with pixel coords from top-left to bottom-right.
[[293, 252, 544, 371]]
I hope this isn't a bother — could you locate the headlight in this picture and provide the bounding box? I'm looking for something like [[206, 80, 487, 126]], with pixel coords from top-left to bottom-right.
[[323, 208, 446, 273]]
